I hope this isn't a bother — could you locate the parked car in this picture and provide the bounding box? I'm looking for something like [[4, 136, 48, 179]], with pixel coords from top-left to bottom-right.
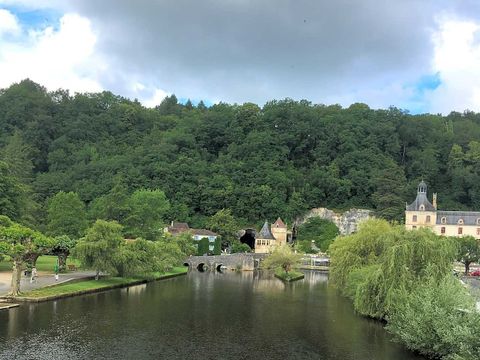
[[470, 269, 480, 276]]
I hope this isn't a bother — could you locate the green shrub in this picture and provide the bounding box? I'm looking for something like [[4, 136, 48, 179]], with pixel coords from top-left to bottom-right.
[[231, 241, 251, 253], [297, 217, 339, 252], [387, 275, 480, 360], [213, 237, 222, 255], [197, 237, 209, 255]]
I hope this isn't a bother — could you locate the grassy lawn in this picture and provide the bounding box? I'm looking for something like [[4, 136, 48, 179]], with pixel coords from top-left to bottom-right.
[[0, 260, 11, 272], [20, 266, 188, 299], [0, 255, 81, 273]]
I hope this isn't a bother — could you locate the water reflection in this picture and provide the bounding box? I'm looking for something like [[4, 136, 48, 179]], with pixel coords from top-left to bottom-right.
[[0, 270, 425, 360], [120, 283, 147, 296]]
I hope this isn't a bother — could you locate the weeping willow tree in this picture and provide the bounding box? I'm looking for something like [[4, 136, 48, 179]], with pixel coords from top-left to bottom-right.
[[330, 219, 458, 319], [329, 218, 393, 290], [386, 274, 480, 360]]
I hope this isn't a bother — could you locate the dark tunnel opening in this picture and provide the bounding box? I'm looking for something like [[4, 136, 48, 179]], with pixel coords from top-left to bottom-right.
[[240, 229, 255, 249]]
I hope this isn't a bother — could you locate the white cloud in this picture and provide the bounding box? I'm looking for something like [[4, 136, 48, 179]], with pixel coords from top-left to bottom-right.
[[427, 18, 480, 113], [0, 8, 19, 35], [143, 88, 169, 108], [0, 12, 103, 94], [2, 2, 480, 113]]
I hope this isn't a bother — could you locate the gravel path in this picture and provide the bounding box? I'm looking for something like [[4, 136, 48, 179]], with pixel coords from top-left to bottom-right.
[[0, 271, 97, 296]]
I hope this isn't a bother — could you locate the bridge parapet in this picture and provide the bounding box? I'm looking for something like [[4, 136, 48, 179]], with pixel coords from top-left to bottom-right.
[[184, 253, 267, 271]]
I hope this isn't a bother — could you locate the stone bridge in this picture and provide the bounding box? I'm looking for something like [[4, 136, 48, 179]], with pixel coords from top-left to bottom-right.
[[184, 253, 267, 272]]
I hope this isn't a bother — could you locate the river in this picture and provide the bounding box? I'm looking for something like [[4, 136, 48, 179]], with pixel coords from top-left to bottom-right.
[[0, 270, 424, 359]]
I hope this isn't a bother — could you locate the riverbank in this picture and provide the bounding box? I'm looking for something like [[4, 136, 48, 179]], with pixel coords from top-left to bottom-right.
[[2, 267, 188, 303], [0, 303, 19, 311]]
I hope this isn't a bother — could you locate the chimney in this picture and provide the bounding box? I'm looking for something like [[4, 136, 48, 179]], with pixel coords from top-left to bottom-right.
[[432, 193, 437, 210]]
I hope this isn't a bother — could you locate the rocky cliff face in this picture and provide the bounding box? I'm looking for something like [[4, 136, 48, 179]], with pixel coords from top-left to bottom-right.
[[295, 208, 373, 235]]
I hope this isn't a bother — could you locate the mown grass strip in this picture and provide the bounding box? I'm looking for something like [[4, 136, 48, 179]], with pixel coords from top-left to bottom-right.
[[14, 266, 188, 302]]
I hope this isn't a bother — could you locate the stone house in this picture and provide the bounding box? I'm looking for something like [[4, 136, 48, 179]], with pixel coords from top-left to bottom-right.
[[164, 221, 219, 252], [254, 218, 290, 254], [405, 181, 480, 239]]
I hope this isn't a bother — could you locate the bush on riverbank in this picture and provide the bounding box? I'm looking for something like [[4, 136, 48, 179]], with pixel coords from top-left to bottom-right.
[[274, 269, 304, 282], [386, 275, 480, 360], [329, 219, 478, 360]]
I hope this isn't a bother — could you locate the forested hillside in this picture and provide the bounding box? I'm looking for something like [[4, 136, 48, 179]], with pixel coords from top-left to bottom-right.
[[1, 79, 480, 230]]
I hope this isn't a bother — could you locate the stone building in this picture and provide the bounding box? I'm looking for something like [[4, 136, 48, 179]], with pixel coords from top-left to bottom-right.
[[405, 181, 480, 239], [254, 218, 290, 253], [164, 221, 218, 252]]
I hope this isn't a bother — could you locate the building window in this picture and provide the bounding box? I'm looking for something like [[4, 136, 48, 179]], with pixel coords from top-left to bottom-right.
[[458, 219, 464, 225], [477, 228, 480, 236], [426, 215, 431, 223], [412, 215, 417, 222], [441, 227, 445, 234], [419, 204, 425, 211], [458, 227, 463, 235], [441, 217, 446, 224], [477, 219, 480, 225]]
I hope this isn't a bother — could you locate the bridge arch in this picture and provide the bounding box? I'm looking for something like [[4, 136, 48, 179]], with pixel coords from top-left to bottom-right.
[[216, 264, 225, 272], [197, 263, 208, 272]]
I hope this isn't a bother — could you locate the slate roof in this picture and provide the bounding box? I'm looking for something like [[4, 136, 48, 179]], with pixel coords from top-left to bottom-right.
[[171, 222, 189, 229], [272, 217, 286, 228], [406, 182, 436, 211], [257, 221, 276, 240], [436, 211, 480, 226], [190, 229, 218, 236], [166, 222, 190, 235]]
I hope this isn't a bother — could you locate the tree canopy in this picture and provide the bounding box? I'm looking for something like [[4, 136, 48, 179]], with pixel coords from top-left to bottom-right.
[[47, 191, 87, 238], [0, 216, 54, 295], [3, 80, 480, 227]]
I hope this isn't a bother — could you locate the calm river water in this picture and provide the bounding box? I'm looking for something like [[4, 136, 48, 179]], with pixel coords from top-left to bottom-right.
[[0, 270, 424, 360]]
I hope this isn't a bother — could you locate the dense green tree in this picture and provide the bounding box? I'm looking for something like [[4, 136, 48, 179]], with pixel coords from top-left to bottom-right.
[[213, 238, 222, 255], [231, 241, 252, 253], [74, 220, 124, 280], [47, 191, 87, 238], [169, 232, 196, 257], [296, 217, 339, 252], [206, 209, 239, 249], [455, 235, 480, 275], [330, 220, 457, 318], [262, 244, 302, 274], [88, 182, 130, 223], [0, 217, 54, 295], [112, 238, 184, 277], [4, 80, 480, 228], [125, 189, 170, 240], [51, 235, 77, 272], [197, 238, 209, 256], [0, 161, 24, 221], [387, 275, 480, 360], [371, 160, 407, 221], [1, 130, 34, 183]]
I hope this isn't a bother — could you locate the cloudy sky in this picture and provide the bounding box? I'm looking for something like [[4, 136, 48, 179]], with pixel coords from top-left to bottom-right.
[[0, 1, 479, 113]]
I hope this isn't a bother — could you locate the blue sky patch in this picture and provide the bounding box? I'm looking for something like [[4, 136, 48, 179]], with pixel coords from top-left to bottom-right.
[[178, 97, 213, 107], [1, 5, 60, 31], [404, 73, 442, 114]]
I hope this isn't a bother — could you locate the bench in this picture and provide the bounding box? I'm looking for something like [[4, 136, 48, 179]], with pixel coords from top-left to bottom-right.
[[67, 264, 77, 271]]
